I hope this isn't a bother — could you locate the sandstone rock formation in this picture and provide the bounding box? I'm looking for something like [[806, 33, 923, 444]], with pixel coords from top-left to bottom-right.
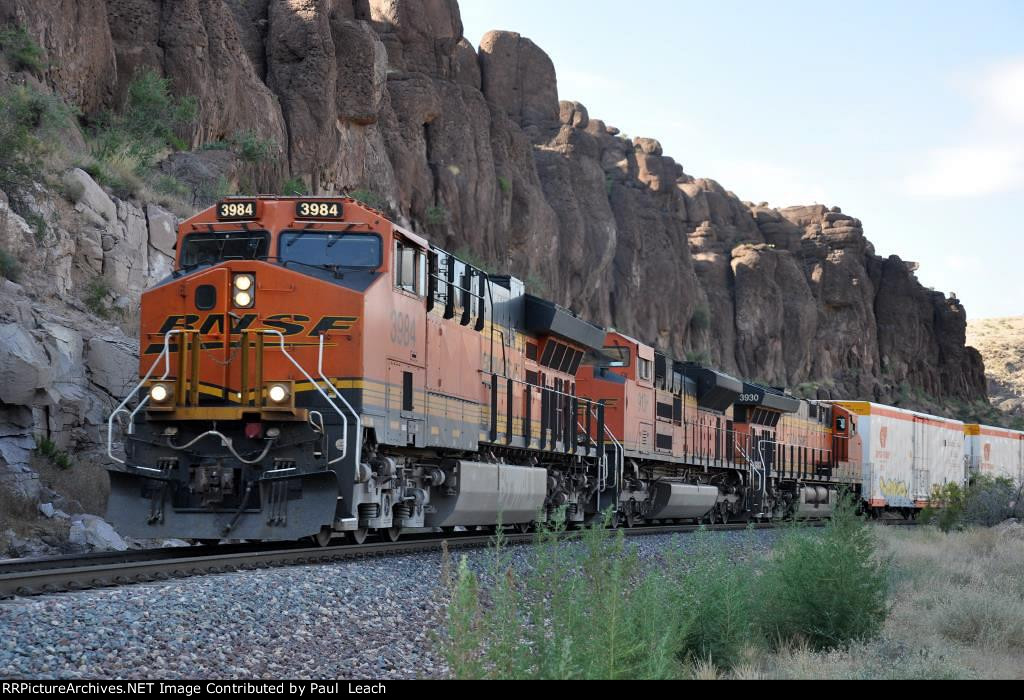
[[0, 0, 992, 536], [966, 317, 1024, 418]]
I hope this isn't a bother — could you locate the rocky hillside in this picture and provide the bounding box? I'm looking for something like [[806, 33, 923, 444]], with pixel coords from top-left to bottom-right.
[[0, 1, 993, 550], [966, 317, 1024, 419], [0, 0, 987, 401]]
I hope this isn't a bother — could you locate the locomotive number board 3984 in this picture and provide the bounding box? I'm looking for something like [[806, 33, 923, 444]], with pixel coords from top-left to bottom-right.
[[296, 201, 344, 220], [217, 200, 259, 221]]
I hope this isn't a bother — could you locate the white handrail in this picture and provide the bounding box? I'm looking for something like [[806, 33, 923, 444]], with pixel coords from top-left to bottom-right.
[[316, 333, 362, 465], [259, 330, 350, 465], [106, 329, 189, 465]]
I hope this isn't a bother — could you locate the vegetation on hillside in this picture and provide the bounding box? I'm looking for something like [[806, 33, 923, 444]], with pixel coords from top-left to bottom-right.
[[0, 82, 76, 198]]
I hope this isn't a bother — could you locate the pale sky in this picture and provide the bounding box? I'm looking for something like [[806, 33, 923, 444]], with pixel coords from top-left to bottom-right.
[[461, 0, 1024, 320]]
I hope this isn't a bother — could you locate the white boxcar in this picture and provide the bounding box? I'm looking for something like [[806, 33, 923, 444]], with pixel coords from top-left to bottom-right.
[[964, 424, 1024, 487], [832, 402, 965, 509]]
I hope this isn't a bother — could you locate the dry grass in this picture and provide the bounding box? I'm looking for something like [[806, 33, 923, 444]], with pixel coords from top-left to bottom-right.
[[759, 525, 1024, 679], [0, 453, 107, 556], [31, 452, 108, 516], [0, 480, 69, 556], [0, 483, 37, 536]]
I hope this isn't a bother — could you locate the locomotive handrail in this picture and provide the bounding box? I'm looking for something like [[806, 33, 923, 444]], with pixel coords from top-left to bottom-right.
[[107, 329, 191, 465], [586, 404, 624, 492], [316, 332, 362, 465], [259, 329, 353, 466]]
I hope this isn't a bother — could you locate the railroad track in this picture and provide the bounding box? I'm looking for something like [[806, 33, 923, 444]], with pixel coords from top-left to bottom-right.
[[0, 519, 913, 599]]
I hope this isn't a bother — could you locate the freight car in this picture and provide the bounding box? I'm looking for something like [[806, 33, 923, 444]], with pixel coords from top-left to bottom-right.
[[964, 423, 1024, 487], [103, 196, 1020, 544], [827, 402, 966, 518]]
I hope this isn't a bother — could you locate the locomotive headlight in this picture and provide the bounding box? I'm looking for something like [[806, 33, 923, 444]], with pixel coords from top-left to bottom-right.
[[233, 274, 255, 308], [149, 383, 172, 404], [267, 383, 290, 404]]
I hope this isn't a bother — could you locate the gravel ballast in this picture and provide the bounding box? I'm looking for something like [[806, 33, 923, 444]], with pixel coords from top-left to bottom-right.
[[0, 528, 785, 679]]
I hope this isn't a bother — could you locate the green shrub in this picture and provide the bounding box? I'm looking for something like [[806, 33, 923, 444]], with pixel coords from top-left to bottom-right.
[[426, 205, 448, 226], [280, 177, 307, 196], [84, 278, 114, 318], [78, 151, 144, 200], [444, 503, 892, 679], [922, 476, 1016, 531], [685, 350, 711, 364], [444, 512, 685, 679], [758, 491, 888, 651], [0, 246, 20, 282], [152, 174, 190, 199], [668, 529, 756, 668], [230, 129, 277, 164], [0, 24, 45, 73], [35, 435, 72, 470], [349, 188, 384, 209], [690, 305, 710, 331], [0, 84, 75, 194], [962, 475, 1016, 526], [24, 212, 47, 241], [920, 481, 964, 532], [88, 68, 197, 185]]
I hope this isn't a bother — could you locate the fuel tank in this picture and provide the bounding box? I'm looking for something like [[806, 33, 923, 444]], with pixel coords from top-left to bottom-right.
[[424, 460, 547, 527], [647, 482, 719, 520]]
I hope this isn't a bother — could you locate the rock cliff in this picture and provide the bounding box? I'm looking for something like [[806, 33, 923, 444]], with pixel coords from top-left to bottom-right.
[[0, 0, 991, 548]]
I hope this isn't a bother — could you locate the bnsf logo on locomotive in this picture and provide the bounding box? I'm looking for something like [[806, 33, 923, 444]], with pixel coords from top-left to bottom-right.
[[144, 313, 357, 354]]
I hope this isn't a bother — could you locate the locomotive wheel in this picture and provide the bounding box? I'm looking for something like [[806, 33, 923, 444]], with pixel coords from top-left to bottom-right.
[[385, 525, 401, 543], [624, 511, 636, 529], [312, 527, 333, 548], [516, 522, 532, 534], [719, 504, 730, 524], [349, 528, 369, 545]]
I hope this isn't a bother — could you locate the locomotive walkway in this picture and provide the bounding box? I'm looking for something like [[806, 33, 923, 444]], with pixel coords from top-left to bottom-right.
[[0, 520, 913, 599]]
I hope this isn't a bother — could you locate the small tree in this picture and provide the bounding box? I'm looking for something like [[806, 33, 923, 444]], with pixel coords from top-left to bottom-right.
[[758, 490, 889, 650]]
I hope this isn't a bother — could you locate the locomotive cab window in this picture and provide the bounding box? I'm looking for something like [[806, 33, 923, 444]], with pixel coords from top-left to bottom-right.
[[180, 231, 269, 269], [279, 231, 381, 271], [393, 239, 424, 295], [638, 357, 653, 382], [602, 346, 630, 368]]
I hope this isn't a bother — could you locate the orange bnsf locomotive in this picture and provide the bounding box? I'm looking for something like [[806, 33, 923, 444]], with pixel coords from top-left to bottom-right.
[[106, 196, 613, 545], [105, 196, 982, 545]]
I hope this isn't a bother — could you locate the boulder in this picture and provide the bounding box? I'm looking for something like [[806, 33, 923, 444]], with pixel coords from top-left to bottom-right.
[[70, 514, 128, 551], [145, 204, 178, 259], [0, 324, 50, 405], [64, 168, 116, 224], [87, 335, 140, 398]]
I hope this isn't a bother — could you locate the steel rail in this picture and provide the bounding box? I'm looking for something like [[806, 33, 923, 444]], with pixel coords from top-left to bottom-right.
[[0, 520, 915, 599]]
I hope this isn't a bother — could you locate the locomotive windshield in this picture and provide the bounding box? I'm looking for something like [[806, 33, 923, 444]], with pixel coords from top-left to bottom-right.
[[279, 231, 381, 270], [180, 231, 270, 269]]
